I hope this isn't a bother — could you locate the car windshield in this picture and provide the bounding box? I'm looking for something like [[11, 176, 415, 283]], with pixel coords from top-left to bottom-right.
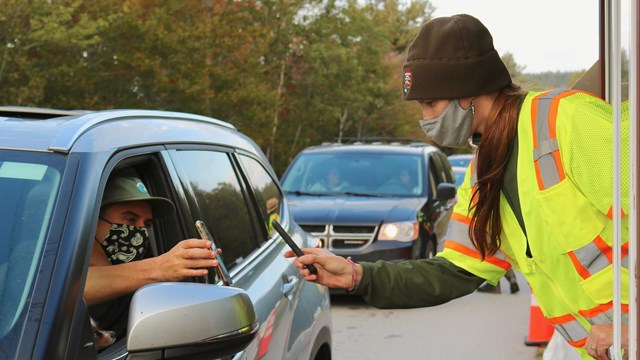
[[452, 167, 466, 189], [0, 150, 63, 341], [281, 152, 425, 197], [448, 154, 472, 168]]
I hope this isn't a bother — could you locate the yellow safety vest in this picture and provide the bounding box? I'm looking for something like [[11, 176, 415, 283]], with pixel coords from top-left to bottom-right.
[[268, 212, 280, 235], [438, 89, 630, 358]]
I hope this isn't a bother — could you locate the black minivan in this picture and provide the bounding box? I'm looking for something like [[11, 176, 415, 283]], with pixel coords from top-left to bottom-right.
[[280, 138, 456, 267]]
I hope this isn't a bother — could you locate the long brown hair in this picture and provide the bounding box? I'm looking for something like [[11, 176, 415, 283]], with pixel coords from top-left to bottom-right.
[[469, 84, 526, 259]]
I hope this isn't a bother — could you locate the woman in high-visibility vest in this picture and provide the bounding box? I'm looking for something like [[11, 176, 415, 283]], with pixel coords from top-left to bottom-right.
[[284, 14, 629, 360]]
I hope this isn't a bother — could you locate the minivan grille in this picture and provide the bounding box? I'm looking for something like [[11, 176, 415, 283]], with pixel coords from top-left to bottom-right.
[[300, 224, 376, 250], [300, 225, 326, 233], [332, 225, 375, 234]]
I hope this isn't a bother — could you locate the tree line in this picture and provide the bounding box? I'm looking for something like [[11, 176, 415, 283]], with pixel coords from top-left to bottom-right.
[[0, 0, 583, 175]]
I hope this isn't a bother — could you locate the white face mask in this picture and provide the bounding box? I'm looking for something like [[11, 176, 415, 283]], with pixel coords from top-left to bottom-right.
[[419, 99, 474, 148]]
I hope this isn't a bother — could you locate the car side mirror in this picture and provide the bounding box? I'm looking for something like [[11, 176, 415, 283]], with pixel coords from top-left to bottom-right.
[[435, 183, 456, 201], [126, 282, 258, 359]]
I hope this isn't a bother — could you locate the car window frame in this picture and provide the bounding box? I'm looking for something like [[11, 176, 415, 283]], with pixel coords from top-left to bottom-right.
[[106, 151, 190, 257], [93, 145, 271, 359], [164, 146, 267, 274], [92, 144, 286, 359], [442, 153, 456, 184], [234, 151, 287, 240], [433, 152, 453, 184], [163, 144, 292, 278], [425, 152, 443, 197], [89, 146, 197, 360]]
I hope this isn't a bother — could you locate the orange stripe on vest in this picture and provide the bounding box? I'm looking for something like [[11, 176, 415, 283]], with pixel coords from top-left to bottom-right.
[[451, 212, 472, 225], [607, 206, 627, 219], [578, 301, 629, 318], [443, 240, 511, 270], [567, 251, 591, 280]]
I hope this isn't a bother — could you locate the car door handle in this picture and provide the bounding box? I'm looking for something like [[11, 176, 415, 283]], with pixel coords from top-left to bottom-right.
[[281, 274, 298, 298]]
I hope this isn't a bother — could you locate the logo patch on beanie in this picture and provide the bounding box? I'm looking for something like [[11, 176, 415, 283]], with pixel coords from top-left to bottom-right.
[[403, 66, 412, 96], [136, 182, 148, 194]]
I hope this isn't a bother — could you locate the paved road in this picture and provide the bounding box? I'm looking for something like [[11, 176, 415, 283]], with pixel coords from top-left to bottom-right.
[[330, 272, 542, 360]]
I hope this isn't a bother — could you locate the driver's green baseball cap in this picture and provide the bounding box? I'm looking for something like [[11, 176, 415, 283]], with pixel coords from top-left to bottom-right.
[[101, 176, 175, 218]]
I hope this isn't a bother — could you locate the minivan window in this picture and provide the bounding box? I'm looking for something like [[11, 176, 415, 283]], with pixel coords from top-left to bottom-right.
[[238, 155, 283, 238], [0, 151, 63, 339], [281, 152, 425, 197], [433, 153, 452, 184], [427, 155, 444, 198], [171, 151, 260, 271]]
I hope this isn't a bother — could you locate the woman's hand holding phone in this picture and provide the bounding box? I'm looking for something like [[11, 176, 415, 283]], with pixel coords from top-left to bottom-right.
[[272, 219, 360, 290], [283, 247, 361, 291], [271, 219, 318, 275]]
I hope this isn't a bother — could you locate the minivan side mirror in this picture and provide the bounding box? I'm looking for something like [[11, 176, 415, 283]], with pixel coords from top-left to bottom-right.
[[435, 183, 456, 201], [126, 283, 258, 359]]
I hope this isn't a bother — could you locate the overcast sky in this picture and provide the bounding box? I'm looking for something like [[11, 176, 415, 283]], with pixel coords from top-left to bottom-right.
[[429, 0, 630, 73]]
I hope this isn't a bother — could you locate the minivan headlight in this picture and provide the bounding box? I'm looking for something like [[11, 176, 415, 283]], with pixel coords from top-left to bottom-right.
[[377, 221, 419, 242]]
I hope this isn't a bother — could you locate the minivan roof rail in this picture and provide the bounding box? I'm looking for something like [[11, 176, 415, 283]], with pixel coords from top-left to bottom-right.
[[331, 137, 426, 144]]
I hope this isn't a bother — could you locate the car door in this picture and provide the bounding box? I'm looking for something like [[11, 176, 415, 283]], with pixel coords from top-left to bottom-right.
[[429, 152, 455, 242], [165, 148, 301, 360], [90, 148, 260, 360], [234, 153, 321, 360], [422, 152, 451, 244]]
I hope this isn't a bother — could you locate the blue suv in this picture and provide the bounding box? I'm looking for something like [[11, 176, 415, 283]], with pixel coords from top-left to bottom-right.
[[0, 107, 331, 360], [280, 138, 456, 271]]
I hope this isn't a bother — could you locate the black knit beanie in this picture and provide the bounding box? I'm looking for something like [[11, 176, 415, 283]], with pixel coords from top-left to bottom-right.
[[402, 14, 512, 100]]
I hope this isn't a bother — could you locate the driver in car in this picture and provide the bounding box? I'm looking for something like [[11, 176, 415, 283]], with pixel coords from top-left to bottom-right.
[[310, 167, 349, 192], [84, 176, 219, 341]]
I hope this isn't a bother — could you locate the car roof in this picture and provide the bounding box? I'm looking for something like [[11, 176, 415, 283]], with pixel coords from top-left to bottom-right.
[[0, 107, 265, 158], [298, 138, 439, 156]]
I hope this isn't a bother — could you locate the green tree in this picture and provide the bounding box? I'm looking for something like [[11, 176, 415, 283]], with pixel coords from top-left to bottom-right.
[[0, 0, 438, 175], [269, 0, 434, 172], [0, 0, 109, 106]]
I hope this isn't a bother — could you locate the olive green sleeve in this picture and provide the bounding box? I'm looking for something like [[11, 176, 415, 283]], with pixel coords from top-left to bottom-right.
[[352, 257, 485, 309]]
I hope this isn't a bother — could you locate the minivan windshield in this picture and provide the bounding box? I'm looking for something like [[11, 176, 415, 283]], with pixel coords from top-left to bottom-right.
[[281, 152, 425, 197], [0, 150, 63, 341]]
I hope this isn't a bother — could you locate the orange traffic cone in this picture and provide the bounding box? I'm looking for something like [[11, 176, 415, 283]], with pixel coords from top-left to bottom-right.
[[524, 292, 554, 346]]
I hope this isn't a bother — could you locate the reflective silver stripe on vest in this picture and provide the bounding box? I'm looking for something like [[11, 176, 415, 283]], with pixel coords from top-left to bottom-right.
[[446, 217, 510, 263], [587, 309, 628, 325], [571, 242, 610, 275], [533, 88, 568, 189], [470, 154, 477, 185], [445, 218, 475, 249], [553, 320, 589, 343], [571, 242, 629, 277]]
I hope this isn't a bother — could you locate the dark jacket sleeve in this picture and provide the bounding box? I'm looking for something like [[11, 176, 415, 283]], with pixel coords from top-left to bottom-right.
[[352, 256, 485, 309]]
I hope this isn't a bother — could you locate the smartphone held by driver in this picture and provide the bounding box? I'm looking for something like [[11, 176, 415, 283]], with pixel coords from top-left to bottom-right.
[[195, 220, 233, 286]]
